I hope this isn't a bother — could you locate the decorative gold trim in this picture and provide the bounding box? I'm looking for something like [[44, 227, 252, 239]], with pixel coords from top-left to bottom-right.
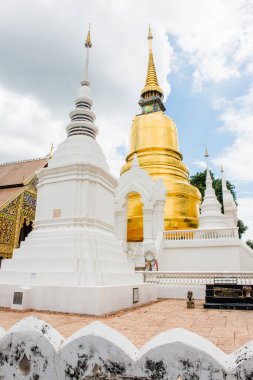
[[0, 173, 41, 259]]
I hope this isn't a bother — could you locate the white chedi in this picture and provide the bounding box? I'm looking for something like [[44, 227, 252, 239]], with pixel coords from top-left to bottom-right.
[[221, 166, 238, 228], [0, 30, 157, 315], [199, 168, 226, 229]]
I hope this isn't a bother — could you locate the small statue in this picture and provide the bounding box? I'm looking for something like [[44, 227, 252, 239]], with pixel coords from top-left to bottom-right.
[[243, 285, 252, 298], [187, 291, 195, 309], [144, 249, 156, 271]]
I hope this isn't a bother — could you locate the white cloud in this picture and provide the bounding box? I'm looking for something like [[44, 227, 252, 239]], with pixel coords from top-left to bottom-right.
[[212, 86, 253, 182], [0, 84, 65, 162], [192, 160, 207, 170]]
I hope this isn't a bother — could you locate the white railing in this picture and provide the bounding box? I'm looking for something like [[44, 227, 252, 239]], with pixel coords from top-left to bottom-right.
[[163, 227, 238, 241], [141, 271, 253, 285]]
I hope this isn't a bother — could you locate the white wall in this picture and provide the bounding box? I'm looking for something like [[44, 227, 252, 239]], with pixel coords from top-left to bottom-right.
[[158, 239, 252, 271], [0, 316, 252, 379]]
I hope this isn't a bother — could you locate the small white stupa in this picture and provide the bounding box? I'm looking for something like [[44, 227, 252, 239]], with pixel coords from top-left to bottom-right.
[[199, 149, 226, 228], [0, 29, 156, 315], [221, 165, 238, 227]]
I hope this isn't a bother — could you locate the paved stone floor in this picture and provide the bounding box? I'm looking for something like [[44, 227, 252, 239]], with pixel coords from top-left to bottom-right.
[[0, 299, 253, 354]]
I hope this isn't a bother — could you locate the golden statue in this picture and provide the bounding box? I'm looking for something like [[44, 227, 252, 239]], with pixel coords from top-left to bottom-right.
[[121, 26, 201, 242]]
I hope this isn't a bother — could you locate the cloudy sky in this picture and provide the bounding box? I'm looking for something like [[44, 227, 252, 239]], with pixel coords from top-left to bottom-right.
[[0, 0, 253, 239]]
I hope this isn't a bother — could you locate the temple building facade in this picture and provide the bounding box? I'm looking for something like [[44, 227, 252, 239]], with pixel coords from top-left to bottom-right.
[[0, 157, 49, 260]]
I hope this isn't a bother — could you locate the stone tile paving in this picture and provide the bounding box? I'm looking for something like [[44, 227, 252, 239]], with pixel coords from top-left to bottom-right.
[[0, 299, 253, 353]]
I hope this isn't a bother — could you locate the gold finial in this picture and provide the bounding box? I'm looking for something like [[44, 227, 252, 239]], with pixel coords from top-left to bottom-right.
[[141, 25, 163, 98], [85, 24, 92, 48], [50, 142, 54, 158], [148, 24, 153, 41], [204, 146, 209, 158]]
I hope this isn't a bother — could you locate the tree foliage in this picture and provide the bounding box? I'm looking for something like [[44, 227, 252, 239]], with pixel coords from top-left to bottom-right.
[[246, 240, 253, 250], [190, 170, 247, 239]]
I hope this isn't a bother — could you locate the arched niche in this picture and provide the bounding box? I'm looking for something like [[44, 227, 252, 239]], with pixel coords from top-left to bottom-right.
[[127, 191, 143, 242], [115, 155, 166, 243]]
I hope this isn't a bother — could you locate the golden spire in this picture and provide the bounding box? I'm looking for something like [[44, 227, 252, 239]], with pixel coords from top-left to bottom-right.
[[141, 25, 163, 98], [85, 24, 92, 48], [49, 142, 54, 158], [204, 146, 210, 171]]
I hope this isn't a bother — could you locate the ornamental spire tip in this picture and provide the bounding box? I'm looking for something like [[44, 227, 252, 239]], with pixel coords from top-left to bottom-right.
[[148, 24, 153, 40], [140, 25, 163, 100], [85, 24, 92, 48], [49, 142, 54, 158]]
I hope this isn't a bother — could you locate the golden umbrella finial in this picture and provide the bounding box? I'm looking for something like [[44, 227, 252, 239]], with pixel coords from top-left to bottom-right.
[[204, 145, 209, 158], [50, 142, 54, 158], [140, 25, 163, 98], [148, 24, 153, 41], [85, 23, 92, 48]]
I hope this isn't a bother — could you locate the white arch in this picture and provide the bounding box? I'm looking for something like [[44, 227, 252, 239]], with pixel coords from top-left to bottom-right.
[[114, 155, 166, 242]]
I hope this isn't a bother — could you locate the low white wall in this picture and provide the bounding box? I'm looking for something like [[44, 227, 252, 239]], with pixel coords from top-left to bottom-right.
[[0, 316, 252, 379], [158, 284, 206, 299]]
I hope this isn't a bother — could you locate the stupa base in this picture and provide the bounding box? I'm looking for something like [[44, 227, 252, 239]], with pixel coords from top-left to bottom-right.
[[0, 283, 157, 316]]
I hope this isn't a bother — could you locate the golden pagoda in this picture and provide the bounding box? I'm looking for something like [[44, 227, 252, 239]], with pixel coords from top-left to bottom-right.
[[121, 26, 201, 242]]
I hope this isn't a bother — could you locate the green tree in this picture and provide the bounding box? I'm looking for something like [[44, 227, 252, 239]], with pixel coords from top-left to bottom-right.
[[190, 170, 247, 239], [246, 240, 253, 249]]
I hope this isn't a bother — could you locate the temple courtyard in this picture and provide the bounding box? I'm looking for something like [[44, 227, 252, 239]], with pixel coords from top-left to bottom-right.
[[0, 298, 252, 354]]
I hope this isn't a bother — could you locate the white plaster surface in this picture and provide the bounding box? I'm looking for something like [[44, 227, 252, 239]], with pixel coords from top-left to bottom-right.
[[57, 321, 137, 378], [158, 285, 206, 300], [158, 239, 253, 271], [0, 283, 157, 315], [0, 316, 63, 379]]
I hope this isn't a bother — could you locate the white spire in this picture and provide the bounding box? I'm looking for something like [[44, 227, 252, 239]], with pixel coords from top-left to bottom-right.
[[199, 150, 226, 228], [66, 27, 98, 139], [221, 165, 238, 227], [82, 24, 92, 85], [132, 154, 139, 168]]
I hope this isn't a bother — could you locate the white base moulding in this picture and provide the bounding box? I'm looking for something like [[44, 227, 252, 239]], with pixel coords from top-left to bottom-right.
[[0, 283, 157, 315]]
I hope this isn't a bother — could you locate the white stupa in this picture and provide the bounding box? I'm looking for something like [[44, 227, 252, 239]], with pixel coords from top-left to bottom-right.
[[199, 150, 226, 228], [0, 29, 156, 315], [221, 165, 238, 227]]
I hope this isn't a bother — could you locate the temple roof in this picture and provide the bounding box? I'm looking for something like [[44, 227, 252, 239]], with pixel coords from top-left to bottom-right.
[[0, 157, 49, 208]]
